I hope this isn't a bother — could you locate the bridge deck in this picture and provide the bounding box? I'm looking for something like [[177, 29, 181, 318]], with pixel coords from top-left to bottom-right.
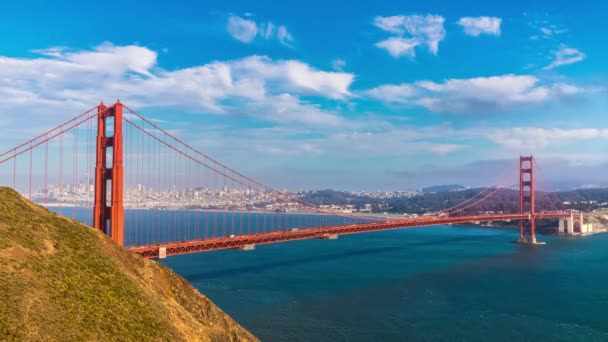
[[129, 212, 570, 258]]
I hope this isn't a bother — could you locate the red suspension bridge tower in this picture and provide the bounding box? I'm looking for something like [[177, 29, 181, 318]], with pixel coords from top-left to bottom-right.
[[519, 155, 537, 244], [93, 101, 125, 246]]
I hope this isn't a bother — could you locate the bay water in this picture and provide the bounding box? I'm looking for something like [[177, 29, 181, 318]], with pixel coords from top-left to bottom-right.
[[53, 207, 608, 341]]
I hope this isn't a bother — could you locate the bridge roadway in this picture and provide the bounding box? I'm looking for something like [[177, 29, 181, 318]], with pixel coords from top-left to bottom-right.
[[129, 212, 571, 258]]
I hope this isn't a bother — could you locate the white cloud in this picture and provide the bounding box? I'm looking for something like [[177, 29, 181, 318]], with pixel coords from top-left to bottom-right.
[[231, 56, 354, 99], [551, 83, 584, 96], [539, 26, 568, 39], [540, 27, 552, 36], [323, 139, 468, 157], [30, 47, 68, 57], [313, 126, 465, 157], [429, 143, 468, 155], [374, 16, 409, 35], [528, 19, 569, 41], [476, 127, 608, 150], [457, 16, 502, 36], [374, 14, 446, 57], [227, 16, 258, 43], [318, 124, 608, 159], [364, 83, 419, 103], [366, 74, 585, 113], [260, 22, 275, 39], [527, 15, 569, 41], [227, 15, 294, 47], [416, 75, 548, 104], [199, 116, 479, 162], [0, 43, 354, 131], [276, 26, 294, 46], [543, 44, 586, 70], [375, 37, 420, 58], [183, 115, 466, 162], [258, 93, 346, 127], [1, 43, 604, 191]]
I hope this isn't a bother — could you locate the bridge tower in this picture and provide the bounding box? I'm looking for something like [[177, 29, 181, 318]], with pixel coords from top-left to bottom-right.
[[93, 101, 125, 246], [519, 155, 536, 243]]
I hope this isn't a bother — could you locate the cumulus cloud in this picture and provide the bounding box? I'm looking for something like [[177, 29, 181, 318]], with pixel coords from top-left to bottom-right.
[[365, 74, 585, 113], [374, 14, 446, 57], [543, 44, 586, 70], [0, 43, 354, 130], [415, 75, 549, 106], [374, 16, 410, 35], [230, 56, 354, 99], [457, 16, 502, 36], [227, 15, 294, 47], [364, 83, 419, 103], [227, 16, 258, 43]]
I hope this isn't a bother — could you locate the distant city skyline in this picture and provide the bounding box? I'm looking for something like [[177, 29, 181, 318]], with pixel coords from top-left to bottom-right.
[[0, 0, 606, 190], [25, 180, 422, 214]]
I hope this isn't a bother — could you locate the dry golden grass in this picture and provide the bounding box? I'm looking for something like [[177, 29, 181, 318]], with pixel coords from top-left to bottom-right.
[[0, 187, 258, 342], [586, 211, 608, 231]]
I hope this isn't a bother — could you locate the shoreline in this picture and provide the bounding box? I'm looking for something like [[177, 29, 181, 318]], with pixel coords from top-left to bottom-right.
[[38, 203, 378, 218]]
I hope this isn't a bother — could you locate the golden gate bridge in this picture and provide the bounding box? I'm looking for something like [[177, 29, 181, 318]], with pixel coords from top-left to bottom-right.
[[0, 101, 576, 258]]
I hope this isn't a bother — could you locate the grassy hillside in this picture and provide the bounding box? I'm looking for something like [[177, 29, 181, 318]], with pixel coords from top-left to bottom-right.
[[586, 211, 608, 231], [0, 187, 257, 341]]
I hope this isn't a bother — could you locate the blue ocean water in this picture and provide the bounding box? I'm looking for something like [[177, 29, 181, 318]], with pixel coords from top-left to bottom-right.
[[52, 207, 608, 341], [47, 206, 367, 246], [161, 225, 608, 341]]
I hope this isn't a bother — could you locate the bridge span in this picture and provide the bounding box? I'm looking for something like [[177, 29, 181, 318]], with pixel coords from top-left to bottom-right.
[[0, 101, 581, 259], [131, 212, 572, 258]]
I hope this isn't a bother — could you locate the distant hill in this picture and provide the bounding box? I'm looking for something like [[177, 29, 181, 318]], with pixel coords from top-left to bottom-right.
[[0, 187, 257, 341], [421, 184, 466, 193], [299, 189, 355, 205], [558, 188, 608, 204], [295, 187, 608, 215]]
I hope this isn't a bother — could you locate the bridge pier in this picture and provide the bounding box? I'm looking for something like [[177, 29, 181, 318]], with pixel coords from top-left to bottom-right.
[[559, 211, 592, 235], [518, 218, 545, 245], [530, 219, 536, 244]]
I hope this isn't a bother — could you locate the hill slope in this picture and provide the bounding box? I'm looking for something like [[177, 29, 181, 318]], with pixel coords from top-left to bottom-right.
[[586, 211, 608, 232], [0, 187, 257, 341]]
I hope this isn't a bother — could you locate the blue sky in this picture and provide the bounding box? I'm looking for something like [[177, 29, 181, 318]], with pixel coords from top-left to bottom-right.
[[0, 0, 606, 190]]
